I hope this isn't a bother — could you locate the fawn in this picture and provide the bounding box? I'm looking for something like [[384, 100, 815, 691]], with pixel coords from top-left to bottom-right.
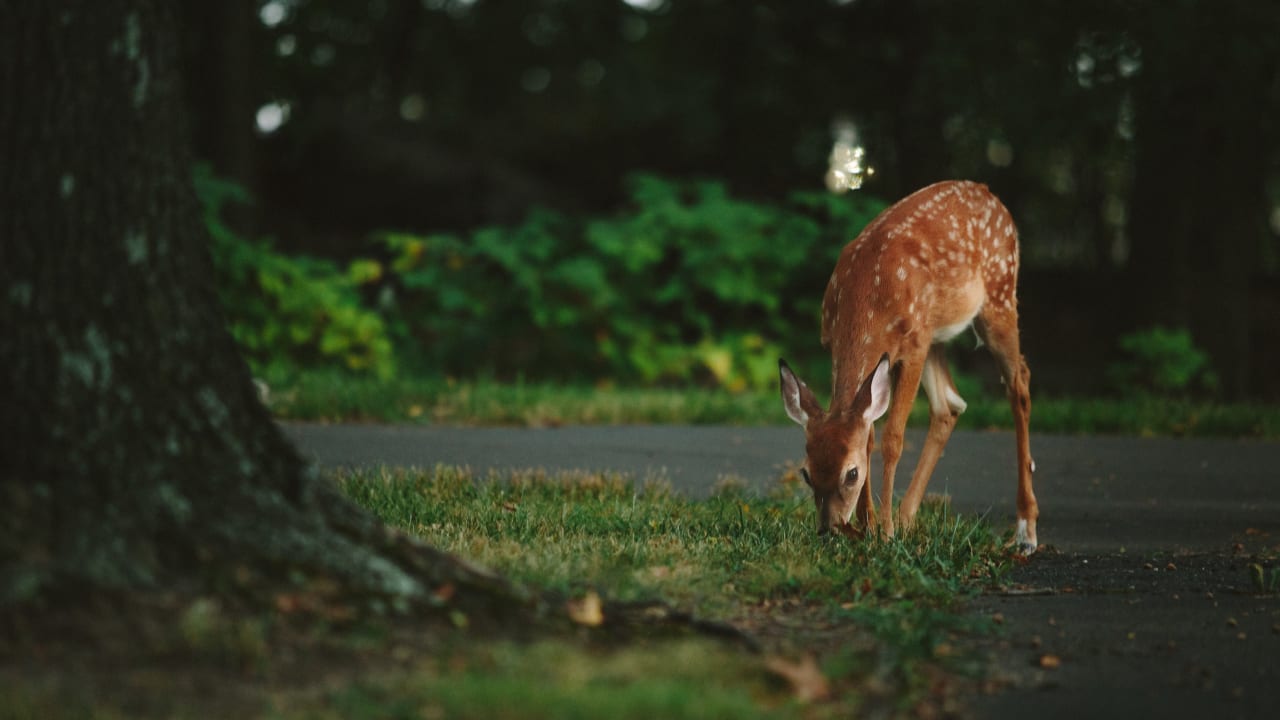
[[779, 180, 1038, 554]]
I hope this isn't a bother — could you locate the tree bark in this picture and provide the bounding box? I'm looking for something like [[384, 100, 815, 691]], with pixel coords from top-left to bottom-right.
[[0, 0, 532, 618]]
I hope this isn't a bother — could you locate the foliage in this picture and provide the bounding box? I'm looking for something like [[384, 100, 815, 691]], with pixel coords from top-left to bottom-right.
[[368, 175, 886, 390], [1106, 326, 1218, 397], [195, 165, 395, 379]]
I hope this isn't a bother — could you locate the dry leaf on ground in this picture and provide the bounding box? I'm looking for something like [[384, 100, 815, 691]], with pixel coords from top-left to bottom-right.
[[765, 654, 830, 703]]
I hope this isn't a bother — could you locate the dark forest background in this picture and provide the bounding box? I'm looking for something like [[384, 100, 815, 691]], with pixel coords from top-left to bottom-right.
[[179, 0, 1280, 400]]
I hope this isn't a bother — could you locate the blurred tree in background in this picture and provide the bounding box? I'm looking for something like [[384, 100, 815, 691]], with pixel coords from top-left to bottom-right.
[[179, 0, 1280, 399]]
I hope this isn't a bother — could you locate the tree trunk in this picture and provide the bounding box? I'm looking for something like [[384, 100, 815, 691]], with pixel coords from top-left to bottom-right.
[[0, 0, 530, 617]]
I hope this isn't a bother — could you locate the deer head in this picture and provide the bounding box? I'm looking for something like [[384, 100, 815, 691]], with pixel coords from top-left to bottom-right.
[[778, 354, 891, 536]]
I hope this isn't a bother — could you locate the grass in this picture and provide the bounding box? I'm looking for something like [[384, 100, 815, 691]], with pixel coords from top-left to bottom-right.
[[263, 370, 1280, 438], [264, 372, 777, 426], [312, 640, 774, 720], [316, 466, 1015, 718]]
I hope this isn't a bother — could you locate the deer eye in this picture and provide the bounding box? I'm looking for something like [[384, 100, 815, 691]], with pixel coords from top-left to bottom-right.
[[844, 467, 859, 487], [800, 468, 812, 486]]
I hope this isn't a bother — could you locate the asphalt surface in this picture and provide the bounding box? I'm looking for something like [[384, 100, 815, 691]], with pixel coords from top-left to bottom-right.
[[284, 423, 1280, 718]]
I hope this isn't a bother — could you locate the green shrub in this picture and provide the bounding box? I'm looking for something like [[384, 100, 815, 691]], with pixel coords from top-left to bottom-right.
[[371, 175, 885, 390], [195, 165, 395, 379], [1106, 326, 1217, 397]]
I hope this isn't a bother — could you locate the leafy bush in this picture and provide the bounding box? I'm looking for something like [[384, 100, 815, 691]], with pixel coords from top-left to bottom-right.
[[1106, 326, 1218, 397], [195, 166, 395, 379], [371, 175, 886, 390]]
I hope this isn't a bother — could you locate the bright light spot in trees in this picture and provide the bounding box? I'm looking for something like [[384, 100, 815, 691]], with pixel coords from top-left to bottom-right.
[[1118, 55, 1141, 78], [276, 34, 297, 57], [260, 1, 288, 28], [1270, 206, 1280, 236], [256, 102, 291, 134], [826, 118, 874, 193], [622, 0, 665, 11], [1074, 52, 1096, 88], [423, 0, 478, 16]]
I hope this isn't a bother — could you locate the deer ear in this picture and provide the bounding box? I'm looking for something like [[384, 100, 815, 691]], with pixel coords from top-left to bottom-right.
[[779, 359, 822, 426], [854, 353, 892, 423]]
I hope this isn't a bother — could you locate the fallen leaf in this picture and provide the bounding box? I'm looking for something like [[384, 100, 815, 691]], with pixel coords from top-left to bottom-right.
[[566, 591, 604, 627], [1038, 654, 1061, 669], [433, 583, 456, 603], [644, 565, 671, 580], [765, 655, 830, 703], [321, 603, 357, 622], [274, 594, 295, 613]]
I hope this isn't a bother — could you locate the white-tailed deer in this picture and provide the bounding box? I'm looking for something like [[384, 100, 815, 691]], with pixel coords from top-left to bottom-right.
[[779, 180, 1038, 554]]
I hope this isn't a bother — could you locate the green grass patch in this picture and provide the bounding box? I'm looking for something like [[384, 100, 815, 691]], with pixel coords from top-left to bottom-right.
[[264, 370, 1280, 438], [320, 466, 1013, 717], [265, 372, 777, 426], [312, 640, 773, 720]]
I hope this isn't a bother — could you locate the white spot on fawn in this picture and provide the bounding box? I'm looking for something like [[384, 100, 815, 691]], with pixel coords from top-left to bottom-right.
[[896, 266, 907, 281]]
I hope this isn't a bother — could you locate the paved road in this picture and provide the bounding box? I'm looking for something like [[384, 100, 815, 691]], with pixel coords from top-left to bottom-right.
[[284, 423, 1280, 717]]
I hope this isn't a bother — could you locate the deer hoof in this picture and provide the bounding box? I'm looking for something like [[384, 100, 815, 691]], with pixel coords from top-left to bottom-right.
[[1011, 518, 1038, 556]]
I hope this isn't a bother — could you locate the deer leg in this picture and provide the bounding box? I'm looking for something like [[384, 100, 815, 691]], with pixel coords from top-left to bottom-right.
[[877, 352, 926, 538], [977, 309, 1039, 554], [898, 345, 965, 529], [853, 428, 877, 532]]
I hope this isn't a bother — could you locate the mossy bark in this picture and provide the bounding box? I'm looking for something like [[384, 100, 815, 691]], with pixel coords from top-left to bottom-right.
[[0, 0, 535, 620]]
